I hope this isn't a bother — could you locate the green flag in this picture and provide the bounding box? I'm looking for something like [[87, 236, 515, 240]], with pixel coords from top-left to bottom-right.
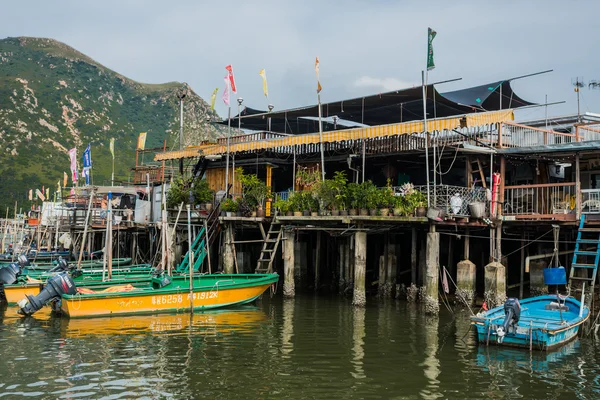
[[210, 88, 218, 110], [427, 27, 437, 71]]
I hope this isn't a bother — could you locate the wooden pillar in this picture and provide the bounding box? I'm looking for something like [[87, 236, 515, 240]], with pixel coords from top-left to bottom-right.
[[222, 224, 234, 274], [411, 227, 417, 285], [424, 231, 440, 315], [353, 231, 367, 306], [520, 232, 525, 299], [283, 229, 295, 297], [378, 233, 388, 297], [314, 231, 321, 291], [338, 238, 345, 293], [386, 236, 397, 298]]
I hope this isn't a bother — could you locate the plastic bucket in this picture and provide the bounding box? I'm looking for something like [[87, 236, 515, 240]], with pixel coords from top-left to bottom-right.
[[543, 266, 567, 285], [469, 202, 486, 218]]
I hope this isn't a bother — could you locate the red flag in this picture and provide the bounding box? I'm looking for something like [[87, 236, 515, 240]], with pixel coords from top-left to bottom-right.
[[225, 65, 237, 93], [482, 301, 488, 311]]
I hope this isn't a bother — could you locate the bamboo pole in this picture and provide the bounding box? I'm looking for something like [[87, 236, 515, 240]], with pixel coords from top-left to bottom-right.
[[186, 204, 194, 313], [77, 191, 95, 269]]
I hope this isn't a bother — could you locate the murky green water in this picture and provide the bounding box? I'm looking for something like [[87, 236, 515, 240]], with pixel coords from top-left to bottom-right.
[[0, 296, 598, 399]]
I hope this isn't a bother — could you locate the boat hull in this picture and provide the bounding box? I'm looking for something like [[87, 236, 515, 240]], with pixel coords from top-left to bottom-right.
[[2, 269, 154, 304], [60, 274, 279, 318], [471, 295, 589, 351]]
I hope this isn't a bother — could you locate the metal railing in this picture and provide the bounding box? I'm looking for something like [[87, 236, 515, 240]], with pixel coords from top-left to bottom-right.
[[500, 122, 576, 148], [503, 182, 576, 217], [577, 125, 600, 142], [413, 185, 488, 217], [582, 189, 600, 214]]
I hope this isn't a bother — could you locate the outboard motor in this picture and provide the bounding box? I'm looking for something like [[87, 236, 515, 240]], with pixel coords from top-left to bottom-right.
[[0, 263, 21, 285], [48, 257, 69, 273], [17, 273, 77, 316], [496, 297, 521, 342]]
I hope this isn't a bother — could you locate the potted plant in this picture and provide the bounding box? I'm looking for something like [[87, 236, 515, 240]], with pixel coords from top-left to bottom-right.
[[406, 190, 427, 217], [393, 195, 408, 216], [192, 179, 215, 212], [346, 183, 360, 216], [237, 167, 271, 218], [288, 193, 303, 217], [236, 197, 252, 217], [332, 171, 348, 216], [222, 198, 238, 217], [378, 183, 395, 217], [273, 198, 290, 216], [363, 181, 379, 216]]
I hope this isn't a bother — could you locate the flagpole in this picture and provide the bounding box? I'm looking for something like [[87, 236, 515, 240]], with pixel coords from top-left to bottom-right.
[[422, 70, 431, 208], [225, 106, 231, 195], [317, 94, 326, 181]]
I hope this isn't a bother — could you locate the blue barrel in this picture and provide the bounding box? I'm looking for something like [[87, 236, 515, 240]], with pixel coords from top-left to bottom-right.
[[544, 267, 567, 285]]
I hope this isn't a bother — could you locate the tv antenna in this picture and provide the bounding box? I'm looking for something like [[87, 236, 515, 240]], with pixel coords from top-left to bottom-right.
[[572, 77, 585, 122]]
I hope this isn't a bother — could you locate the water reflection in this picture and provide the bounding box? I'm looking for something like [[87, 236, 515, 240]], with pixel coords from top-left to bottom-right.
[[281, 299, 294, 357], [420, 314, 441, 400], [1, 297, 600, 398], [351, 306, 365, 380]]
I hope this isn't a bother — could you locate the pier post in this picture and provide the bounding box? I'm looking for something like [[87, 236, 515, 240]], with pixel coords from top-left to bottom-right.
[[407, 227, 418, 302], [529, 260, 548, 297], [294, 237, 306, 290], [484, 262, 506, 308], [314, 231, 321, 291], [338, 238, 346, 293], [222, 224, 235, 274], [386, 241, 397, 298], [283, 229, 295, 297], [353, 231, 367, 306], [347, 237, 354, 293], [424, 231, 440, 315], [456, 260, 476, 305], [378, 237, 387, 298]]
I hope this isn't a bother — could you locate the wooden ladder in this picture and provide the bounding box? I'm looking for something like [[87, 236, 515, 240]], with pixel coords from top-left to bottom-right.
[[255, 211, 282, 273], [569, 214, 600, 307], [470, 158, 487, 188]]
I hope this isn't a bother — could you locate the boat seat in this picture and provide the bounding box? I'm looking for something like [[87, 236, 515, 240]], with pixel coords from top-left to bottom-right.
[[545, 301, 569, 311]]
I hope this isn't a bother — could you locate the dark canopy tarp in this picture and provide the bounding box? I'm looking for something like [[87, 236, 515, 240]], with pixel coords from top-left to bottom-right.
[[221, 80, 535, 133], [441, 80, 534, 110]]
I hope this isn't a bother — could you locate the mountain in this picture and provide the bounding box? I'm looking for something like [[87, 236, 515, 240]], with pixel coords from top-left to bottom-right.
[[0, 36, 223, 212]]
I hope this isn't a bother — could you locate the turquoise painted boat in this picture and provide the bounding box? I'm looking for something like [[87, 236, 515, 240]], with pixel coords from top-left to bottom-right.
[[471, 295, 589, 351]]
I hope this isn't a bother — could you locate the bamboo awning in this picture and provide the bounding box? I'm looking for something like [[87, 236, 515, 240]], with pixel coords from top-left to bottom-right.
[[155, 109, 514, 161]]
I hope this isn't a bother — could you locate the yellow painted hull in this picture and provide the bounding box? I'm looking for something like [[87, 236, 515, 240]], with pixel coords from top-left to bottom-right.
[[61, 283, 272, 318], [3, 284, 40, 304]]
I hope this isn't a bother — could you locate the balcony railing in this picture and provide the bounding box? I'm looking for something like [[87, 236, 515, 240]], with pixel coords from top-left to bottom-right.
[[500, 122, 577, 148], [413, 185, 488, 217], [582, 189, 600, 214], [503, 182, 576, 219]]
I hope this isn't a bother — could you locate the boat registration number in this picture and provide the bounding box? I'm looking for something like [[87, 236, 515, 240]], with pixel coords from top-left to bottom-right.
[[152, 294, 183, 305], [188, 291, 218, 300]]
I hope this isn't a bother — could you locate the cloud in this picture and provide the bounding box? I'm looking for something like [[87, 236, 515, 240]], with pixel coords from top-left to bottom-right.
[[353, 76, 418, 92]]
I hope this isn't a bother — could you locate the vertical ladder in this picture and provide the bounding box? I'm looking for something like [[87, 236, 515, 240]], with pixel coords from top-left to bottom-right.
[[470, 158, 487, 188], [255, 211, 282, 273], [569, 214, 600, 307]]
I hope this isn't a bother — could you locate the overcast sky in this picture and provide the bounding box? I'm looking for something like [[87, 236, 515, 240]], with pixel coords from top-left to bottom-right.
[[3, 0, 600, 123]]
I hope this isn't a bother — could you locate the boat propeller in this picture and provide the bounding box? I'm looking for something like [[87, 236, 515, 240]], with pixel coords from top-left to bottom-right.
[[0, 255, 29, 285], [496, 297, 521, 343], [17, 273, 78, 316]]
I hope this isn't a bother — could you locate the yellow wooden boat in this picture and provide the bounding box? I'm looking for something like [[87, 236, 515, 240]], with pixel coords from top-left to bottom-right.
[[17, 273, 279, 318]]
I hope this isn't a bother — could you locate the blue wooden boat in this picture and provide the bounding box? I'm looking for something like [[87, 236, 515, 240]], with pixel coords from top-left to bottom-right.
[[471, 295, 589, 351]]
